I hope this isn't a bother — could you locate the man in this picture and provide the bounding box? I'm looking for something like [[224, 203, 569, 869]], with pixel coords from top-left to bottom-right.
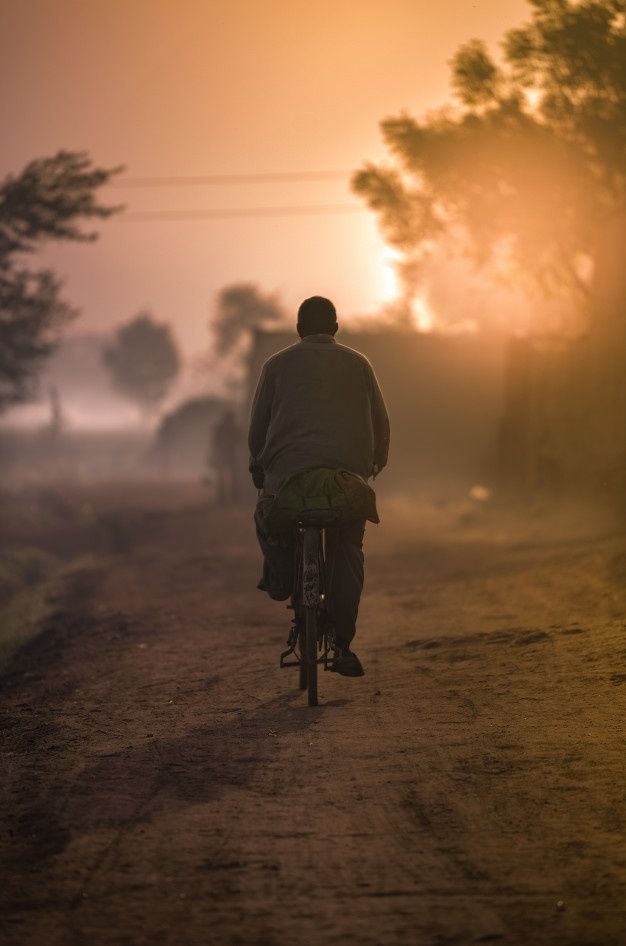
[[248, 296, 390, 677]]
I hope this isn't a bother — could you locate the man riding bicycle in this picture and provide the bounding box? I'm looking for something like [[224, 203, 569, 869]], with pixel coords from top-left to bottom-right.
[[248, 296, 390, 677]]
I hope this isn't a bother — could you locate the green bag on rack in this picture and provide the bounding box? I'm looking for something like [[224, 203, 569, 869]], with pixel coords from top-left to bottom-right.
[[263, 467, 380, 537]]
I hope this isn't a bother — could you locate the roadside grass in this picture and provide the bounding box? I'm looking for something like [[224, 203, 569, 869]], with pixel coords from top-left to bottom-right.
[[0, 549, 101, 672], [0, 481, 179, 674]]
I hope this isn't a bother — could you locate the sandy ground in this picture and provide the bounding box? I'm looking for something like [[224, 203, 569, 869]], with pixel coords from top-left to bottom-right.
[[1, 487, 625, 946]]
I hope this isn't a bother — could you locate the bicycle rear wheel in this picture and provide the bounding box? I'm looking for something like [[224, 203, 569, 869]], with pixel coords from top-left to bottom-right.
[[302, 526, 320, 707], [305, 606, 318, 706], [298, 622, 308, 690]]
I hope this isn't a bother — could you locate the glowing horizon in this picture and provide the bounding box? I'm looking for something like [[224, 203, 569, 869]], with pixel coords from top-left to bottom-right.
[[0, 0, 528, 356]]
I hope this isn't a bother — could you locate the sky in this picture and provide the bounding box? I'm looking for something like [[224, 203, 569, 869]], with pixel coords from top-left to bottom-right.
[[1, 0, 529, 356]]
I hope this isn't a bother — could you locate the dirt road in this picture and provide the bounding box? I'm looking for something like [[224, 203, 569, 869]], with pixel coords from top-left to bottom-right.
[[2, 490, 625, 945]]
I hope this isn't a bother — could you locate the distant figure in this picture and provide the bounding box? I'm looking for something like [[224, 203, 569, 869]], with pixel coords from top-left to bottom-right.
[[46, 385, 64, 441], [248, 296, 390, 677], [211, 409, 243, 503]]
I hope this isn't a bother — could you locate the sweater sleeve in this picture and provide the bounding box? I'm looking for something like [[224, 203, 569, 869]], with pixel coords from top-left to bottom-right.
[[369, 365, 390, 472], [248, 362, 274, 475]]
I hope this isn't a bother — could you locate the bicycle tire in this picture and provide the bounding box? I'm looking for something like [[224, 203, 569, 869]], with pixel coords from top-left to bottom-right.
[[298, 621, 308, 690], [305, 606, 318, 706], [302, 526, 320, 707]]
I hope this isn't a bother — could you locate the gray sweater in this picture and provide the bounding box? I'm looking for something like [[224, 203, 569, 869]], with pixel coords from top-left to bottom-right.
[[248, 334, 390, 493]]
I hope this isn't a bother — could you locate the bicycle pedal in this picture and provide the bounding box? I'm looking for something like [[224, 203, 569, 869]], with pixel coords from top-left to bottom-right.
[[280, 645, 300, 667]]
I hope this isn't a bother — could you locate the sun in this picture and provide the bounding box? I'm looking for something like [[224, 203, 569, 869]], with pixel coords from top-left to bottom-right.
[[412, 297, 434, 333]]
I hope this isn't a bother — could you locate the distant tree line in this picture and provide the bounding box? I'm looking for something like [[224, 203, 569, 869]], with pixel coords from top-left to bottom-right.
[[0, 147, 288, 421]]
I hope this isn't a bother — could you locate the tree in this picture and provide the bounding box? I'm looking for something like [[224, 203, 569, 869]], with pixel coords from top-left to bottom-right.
[[352, 0, 626, 339], [103, 312, 180, 419], [0, 151, 121, 410], [212, 283, 285, 357], [210, 283, 286, 398]]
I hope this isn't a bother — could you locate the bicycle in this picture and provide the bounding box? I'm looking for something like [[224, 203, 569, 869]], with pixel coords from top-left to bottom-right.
[[279, 517, 336, 707]]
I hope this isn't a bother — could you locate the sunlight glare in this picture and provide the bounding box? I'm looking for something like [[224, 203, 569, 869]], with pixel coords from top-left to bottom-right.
[[412, 297, 434, 333], [524, 88, 542, 111], [379, 247, 403, 303]]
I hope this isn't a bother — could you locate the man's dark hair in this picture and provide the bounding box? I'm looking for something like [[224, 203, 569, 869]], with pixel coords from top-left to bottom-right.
[[297, 296, 338, 337]]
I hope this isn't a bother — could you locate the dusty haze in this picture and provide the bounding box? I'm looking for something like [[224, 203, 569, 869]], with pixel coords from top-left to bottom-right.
[[1, 0, 526, 353]]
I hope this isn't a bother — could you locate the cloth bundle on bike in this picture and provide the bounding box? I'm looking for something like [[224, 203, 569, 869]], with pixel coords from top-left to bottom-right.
[[262, 467, 380, 537]]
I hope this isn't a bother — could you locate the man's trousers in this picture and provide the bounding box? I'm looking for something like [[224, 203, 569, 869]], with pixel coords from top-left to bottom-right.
[[254, 500, 365, 649]]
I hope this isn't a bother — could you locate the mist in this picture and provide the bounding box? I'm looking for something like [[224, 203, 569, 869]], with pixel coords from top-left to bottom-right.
[[1, 3, 625, 945]]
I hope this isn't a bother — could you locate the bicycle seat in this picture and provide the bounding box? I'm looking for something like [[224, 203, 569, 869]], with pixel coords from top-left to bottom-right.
[[297, 516, 337, 529], [296, 511, 340, 528]]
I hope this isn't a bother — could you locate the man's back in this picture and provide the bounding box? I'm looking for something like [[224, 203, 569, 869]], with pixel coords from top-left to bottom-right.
[[248, 333, 389, 494]]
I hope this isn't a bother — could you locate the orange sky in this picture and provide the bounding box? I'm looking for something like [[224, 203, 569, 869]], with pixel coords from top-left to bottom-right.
[[1, 0, 528, 354]]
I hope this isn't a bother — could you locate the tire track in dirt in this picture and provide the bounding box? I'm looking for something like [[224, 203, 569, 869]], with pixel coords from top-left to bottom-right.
[[1, 495, 625, 946]]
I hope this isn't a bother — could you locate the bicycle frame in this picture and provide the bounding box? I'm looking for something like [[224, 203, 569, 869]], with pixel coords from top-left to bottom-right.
[[279, 522, 336, 705]]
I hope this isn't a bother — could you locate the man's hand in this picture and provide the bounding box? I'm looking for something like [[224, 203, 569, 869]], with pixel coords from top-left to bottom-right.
[[249, 460, 265, 490]]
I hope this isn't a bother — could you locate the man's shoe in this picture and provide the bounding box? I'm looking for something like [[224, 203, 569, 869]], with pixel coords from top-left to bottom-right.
[[330, 648, 365, 677], [256, 577, 291, 601]]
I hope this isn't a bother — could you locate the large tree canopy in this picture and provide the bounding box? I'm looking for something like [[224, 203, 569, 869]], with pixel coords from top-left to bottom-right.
[[212, 283, 285, 357], [209, 283, 286, 400], [0, 151, 121, 410], [353, 0, 626, 334], [103, 313, 180, 418]]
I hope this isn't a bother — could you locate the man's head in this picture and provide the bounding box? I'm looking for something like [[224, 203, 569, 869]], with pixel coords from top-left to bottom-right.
[[297, 296, 338, 338]]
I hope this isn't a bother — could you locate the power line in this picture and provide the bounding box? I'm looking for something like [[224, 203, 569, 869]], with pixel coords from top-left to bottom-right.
[[113, 170, 353, 188], [119, 203, 367, 222]]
